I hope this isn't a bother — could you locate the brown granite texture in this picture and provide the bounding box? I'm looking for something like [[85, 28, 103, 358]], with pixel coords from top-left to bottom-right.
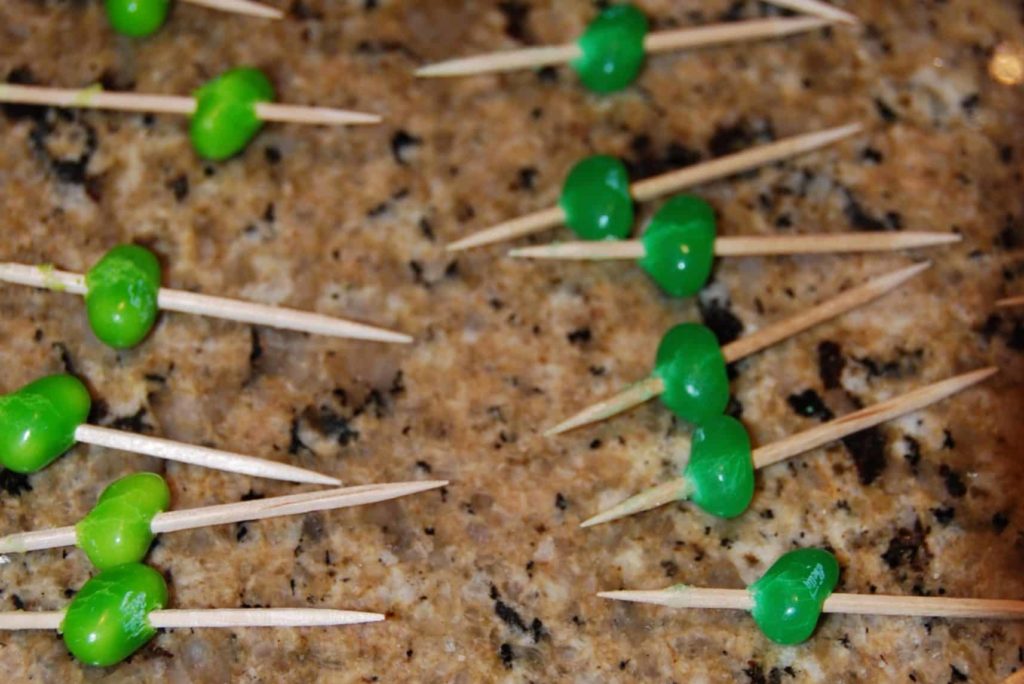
[[0, 0, 1023, 681]]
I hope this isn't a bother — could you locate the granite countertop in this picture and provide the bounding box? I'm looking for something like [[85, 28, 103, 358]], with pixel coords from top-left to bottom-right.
[[0, 0, 1022, 681]]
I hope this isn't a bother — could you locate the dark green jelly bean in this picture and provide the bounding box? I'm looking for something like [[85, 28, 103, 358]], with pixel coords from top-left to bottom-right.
[[572, 4, 649, 93], [639, 196, 717, 297], [559, 155, 634, 240], [61, 563, 168, 667], [684, 415, 754, 518], [652, 323, 729, 423], [76, 473, 171, 569], [85, 245, 161, 349], [0, 374, 91, 473], [104, 0, 170, 37], [749, 548, 840, 645], [189, 68, 275, 160]]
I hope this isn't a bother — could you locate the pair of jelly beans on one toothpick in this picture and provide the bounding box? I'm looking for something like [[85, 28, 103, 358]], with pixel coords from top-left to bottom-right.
[[560, 156, 716, 297]]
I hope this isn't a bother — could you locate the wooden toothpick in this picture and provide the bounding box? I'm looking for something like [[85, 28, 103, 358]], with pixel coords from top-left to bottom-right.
[[0, 84, 379, 127], [0, 480, 448, 555], [73, 424, 340, 485], [547, 262, 929, 436], [996, 295, 1024, 308], [581, 367, 996, 527], [184, 0, 284, 20], [599, 587, 1024, 620], [417, 16, 830, 78], [509, 232, 960, 260], [446, 124, 861, 251], [762, 0, 858, 24], [0, 262, 411, 344], [0, 608, 383, 630]]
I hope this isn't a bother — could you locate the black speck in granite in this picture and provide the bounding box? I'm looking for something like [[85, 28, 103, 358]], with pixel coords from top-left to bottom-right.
[[235, 523, 248, 542], [993, 511, 1010, 534], [419, 217, 435, 242], [787, 389, 834, 422], [932, 506, 955, 525], [391, 130, 422, 166], [108, 408, 153, 434], [698, 294, 744, 346], [841, 426, 887, 485], [515, 167, 537, 191], [289, 0, 323, 20], [167, 174, 189, 202], [854, 348, 924, 379], [939, 465, 967, 498], [874, 97, 899, 123], [567, 327, 591, 346], [536, 66, 559, 83], [249, 328, 263, 365], [998, 215, 1021, 249], [240, 489, 263, 502], [725, 396, 744, 419], [949, 665, 969, 682], [11, 595, 24, 610], [530, 618, 546, 643], [743, 661, 768, 684], [861, 147, 884, 164], [708, 119, 774, 158], [288, 416, 311, 455], [264, 146, 281, 165], [1009, 322, 1024, 352], [626, 137, 702, 179], [881, 518, 930, 571], [499, 643, 514, 669], [903, 435, 922, 472], [498, 1, 531, 42], [818, 341, 845, 389], [942, 430, 956, 450], [52, 341, 76, 375], [843, 188, 896, 232], [29, 113, 98, 185], [960, 94, 980, 116], [555, 492, 568, 510], [0, 471, 32, 497]]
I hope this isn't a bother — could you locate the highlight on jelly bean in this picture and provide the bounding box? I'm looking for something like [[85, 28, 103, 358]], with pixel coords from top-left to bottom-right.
[[0, 372, 340, 484], [598, 547, 1024, 645], [0, 244, 411, 347], [0, 563, 384, 667], [580, 367, 995, 528], [417, 2, 853, 90], [0, 475, 448, 568], [0, 67, 379, 160], [104, 0, 282, 38], [546, 263, 929, 436]]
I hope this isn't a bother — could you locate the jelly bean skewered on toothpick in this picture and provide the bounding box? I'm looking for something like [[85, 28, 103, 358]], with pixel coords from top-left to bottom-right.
[[581, 367, 995, 527], [599, 548, 1024, 646], [0, 373, 339, 485], [0, 563, 383, 667], [417, 4, 840, 90], [0, 67, 380, 160], [105, 0, 282, 38], [0, 244, 410, 347], [0, 474, 448, 569], [446, 124, 861, 251], [546, 262, 928, 436], [510, 194, 958, 297]]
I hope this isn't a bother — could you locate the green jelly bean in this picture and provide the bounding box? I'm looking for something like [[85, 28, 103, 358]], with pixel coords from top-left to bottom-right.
[[104, 0, 170, 37], [684, 415, 754, 518], [61, 563, 168, 667], [85, 245, 162, 349], [189, 68, 275, 160], [749, 548, 839, 645], [76, 473, 171, 569], [572, 4, 649, 93], [559, 155, 634, 240], [639, 196, 717, 297], [0, 374, 91, 473], [652, 323, 729, 423]]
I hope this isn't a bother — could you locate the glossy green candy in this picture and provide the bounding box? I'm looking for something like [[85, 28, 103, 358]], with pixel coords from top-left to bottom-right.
[[104, 0, 170, 37], [572, 4, 649, 93], [749, 548, 840, 645], [0, 374, 91, 473], [85, 245, 162, 349], [684, 415, 754, 518], [639, 196, 717, 297], [76, 473, 171, 569], [61, 563, 168, 666], [189, 68, 275, 160], [652, 323, 729, 423], [559, 155, 634, 240]]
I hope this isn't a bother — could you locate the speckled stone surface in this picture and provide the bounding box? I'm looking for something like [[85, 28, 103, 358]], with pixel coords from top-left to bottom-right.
[[0, 1, 1022, 681]]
